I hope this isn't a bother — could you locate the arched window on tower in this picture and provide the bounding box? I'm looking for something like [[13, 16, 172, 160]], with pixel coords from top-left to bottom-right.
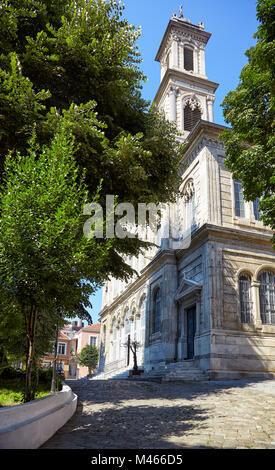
[[239, 274, 253, 323], [258, 271, 275, 325], [184, 46, 194, 71], [184, 104, 201, 131]]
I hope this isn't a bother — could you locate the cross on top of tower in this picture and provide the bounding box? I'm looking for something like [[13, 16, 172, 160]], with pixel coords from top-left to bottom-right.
[[172, 5, 204, 29]]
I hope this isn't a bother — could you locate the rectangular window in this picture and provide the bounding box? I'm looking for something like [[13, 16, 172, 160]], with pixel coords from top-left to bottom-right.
[[234, 181, 245, 217], [58, 342, 66, 355], [89, 336, 97, 347]]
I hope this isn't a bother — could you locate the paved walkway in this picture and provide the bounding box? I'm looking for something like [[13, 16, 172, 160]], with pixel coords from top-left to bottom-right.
[[41, 378, 275, 449]]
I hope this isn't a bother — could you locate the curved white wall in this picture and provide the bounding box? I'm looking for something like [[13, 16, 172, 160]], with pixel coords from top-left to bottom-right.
[[0, 384, 77, 449]]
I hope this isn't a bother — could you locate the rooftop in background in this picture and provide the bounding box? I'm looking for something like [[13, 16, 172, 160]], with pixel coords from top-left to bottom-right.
[[80, 324, 100, 332]]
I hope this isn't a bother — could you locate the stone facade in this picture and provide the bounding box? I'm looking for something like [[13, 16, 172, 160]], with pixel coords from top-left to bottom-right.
[[97, 12, 275, 380]]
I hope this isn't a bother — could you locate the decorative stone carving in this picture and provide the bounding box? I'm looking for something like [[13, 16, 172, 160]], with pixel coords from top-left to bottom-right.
[[183, 179, 195, 202], [182, 95, 203, 112]]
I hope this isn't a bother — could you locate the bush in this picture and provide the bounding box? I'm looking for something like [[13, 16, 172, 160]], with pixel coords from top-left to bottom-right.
[[0, 367, 24, 380], [38, 367, 63, 390], [38, 367, 53, 384]]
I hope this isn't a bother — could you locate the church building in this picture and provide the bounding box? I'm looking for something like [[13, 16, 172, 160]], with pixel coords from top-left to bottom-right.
[[96, 9, 275, 381]]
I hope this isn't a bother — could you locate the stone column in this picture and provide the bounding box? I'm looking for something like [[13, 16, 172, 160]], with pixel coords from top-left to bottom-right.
[[169, 86, 177, 122], [200, 48, 206, 76], [172, 39, 178, 68], [178, 303, 186, 360], [251, 280, 262, 329], [195, 293, 202, 336], [160, 60, 165, 81], [206, 95, 214, 122], [195, 48, 199, 74]]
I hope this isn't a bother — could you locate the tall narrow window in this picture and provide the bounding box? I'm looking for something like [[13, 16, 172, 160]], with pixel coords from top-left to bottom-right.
[[184, 105, 201, 131], [253, 198, 261, 220], [58, 343, 66, 355], [89, 336, 97, 347], [140, 297, 146, 328], [259, 271, 275, 324], [112, 319, 117, 360], [239, 275, 253, 323], [186, 192, 195, 228], [234, 181, 245, 217], [184, 47, 194, 71], [152, 288, 161, 334]]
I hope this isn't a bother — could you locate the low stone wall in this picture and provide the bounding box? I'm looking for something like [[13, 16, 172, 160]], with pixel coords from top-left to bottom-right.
[[0, 384, 77, 449]]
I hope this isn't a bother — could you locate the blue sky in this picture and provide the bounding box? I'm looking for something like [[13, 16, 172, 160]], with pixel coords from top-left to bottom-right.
[[85, 0, 259, 325]]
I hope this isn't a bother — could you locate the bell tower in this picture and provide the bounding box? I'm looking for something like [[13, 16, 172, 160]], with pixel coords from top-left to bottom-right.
[[154, 6, 219, 138]]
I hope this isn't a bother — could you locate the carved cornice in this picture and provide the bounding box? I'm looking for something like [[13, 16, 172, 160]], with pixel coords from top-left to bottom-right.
[[171, 26, 207, 47]]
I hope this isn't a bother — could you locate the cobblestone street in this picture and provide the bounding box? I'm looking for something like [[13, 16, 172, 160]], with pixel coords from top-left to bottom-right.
[[41, 378, 275, 449]]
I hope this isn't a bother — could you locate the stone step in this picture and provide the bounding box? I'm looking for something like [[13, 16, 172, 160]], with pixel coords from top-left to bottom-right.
[[92, 360, 207, 383], [163, 367, 209, 383], [166, 368, 204, 376], [129, 375, 163, 383], [92, 366, 133, 381]]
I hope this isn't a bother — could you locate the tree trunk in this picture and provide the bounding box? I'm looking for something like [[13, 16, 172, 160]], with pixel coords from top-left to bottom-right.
[[131, 344, 138, 371], [24, 306, 38, 402], [51, 323, 59, 393], [32, 356, 40, 398]]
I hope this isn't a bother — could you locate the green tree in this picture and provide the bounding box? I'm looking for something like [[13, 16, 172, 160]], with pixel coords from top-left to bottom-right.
[[0, 0, 183, 283], [0, 0, 182, 208], [0, 128, 110, 401], [78, 344, 99, 376], [220, 0, 275, 243], [0, 1, 183, 400]]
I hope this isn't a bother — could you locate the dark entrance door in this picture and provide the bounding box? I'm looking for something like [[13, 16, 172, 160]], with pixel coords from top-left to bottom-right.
[[187, 306, 196, 359]]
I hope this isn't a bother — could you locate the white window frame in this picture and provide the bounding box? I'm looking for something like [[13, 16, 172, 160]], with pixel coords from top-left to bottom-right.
[[89, 335, 97, 347], [57, 342, 66, 356]]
